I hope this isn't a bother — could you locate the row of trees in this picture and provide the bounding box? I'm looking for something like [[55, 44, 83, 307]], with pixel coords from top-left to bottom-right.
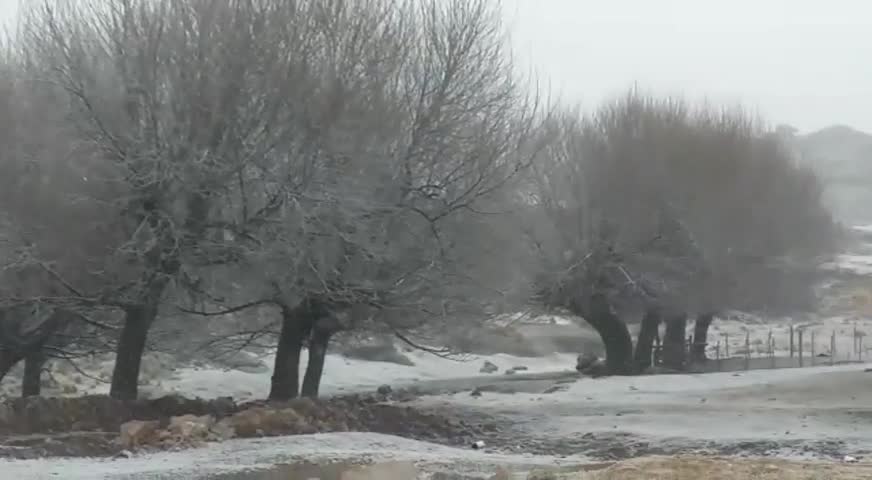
[[0, 0, 838, 400]]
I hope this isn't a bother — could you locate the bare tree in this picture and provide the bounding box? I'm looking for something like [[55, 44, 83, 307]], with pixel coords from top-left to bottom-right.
[[187, 0, 547, 400], [529, 92, 837, 374], [15, 0, 331, 399]]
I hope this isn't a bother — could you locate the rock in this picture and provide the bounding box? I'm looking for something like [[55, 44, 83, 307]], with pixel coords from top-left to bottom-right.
[[579, 360, 609, 378], [543, 385, 568, 394], [114, 449, 134, 459], [480, 361, 499, 374], [377, 384, 393, 395], [340, 461, 417, 480], [526, 470, 559, 480], [167, 414, 214, 441], [119, 420, 161, 449], [221, 407, 307, 438], [504, 365, 530, 375], [576, 353, 598, 372], [487, 466, 511, 480]]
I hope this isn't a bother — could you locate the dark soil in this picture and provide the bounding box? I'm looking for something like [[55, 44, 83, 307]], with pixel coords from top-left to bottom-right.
[[0, 392, 492, 459]]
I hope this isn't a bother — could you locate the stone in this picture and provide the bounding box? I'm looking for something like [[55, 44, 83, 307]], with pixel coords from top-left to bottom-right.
[[487, 466, 511, 480], [167, 414, 214, 440], [480, 361, 499, 374], [210, 418, 237, 441], [377, 384, 393, 395], [119, 420, 161, 449], [221, 406, 307, 438], [576, 353, 598, 372], [340, 461, 417, 480]]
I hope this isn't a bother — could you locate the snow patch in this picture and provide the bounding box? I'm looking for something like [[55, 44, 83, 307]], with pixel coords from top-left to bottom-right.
[[0, 432, 582, 479], [150, 350, 578, 401]]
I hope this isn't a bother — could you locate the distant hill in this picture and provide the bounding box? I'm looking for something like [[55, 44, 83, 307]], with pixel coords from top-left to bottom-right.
[[788, 125, 872, 225]]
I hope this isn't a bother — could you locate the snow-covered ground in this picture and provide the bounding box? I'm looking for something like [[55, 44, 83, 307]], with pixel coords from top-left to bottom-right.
[[5, 226, 872, 478], [159, 350, 578, 401], [0, 432, 578, 479], [6, 364, 872, 479], [0, 348, 579, 402]]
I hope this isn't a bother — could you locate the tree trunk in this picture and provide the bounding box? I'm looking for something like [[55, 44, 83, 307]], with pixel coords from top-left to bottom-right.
[[109, 304, 158, 400], [691, 313, 715, 363], [571, 293, 634, 375], [634, 307, 661, 372], [268, 305, 315, 401], [21, 349, 46, 397], [301, 327, 333, 398], [0, 349, 24, 384], [662, 312, 688, 370]]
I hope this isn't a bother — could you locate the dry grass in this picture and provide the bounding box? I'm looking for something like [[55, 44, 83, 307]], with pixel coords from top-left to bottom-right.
[[532, 456, 872, 480]]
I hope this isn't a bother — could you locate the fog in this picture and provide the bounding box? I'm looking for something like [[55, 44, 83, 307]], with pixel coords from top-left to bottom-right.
[[1, 0, 868, 131], [503, 0, 872, 133], [0, 1, 869, 478]]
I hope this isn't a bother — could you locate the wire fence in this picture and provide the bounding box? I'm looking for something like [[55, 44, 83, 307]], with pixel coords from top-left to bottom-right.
[[652, 324, 867, 373]]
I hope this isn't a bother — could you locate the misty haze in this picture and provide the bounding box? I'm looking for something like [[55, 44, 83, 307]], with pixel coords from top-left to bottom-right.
[[0, 1, 871, 479]]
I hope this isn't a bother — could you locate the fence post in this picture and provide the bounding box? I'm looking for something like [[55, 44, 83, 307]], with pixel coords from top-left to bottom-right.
[[715, 340, 721, 371], [770, 331, 776, 368], [811, 330, 816, 366], [725, 333, 730, 358], [798, 329, 804, 367], [789, 325, 795, 358], [854, 324, 858, 359]]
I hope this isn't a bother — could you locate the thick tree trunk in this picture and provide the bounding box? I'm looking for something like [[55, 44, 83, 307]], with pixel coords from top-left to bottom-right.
[[21, 349, 46, 397], [571, 293, 634, 375], [301, 327, 333, 398], [634, 307, 661, 372], [0, 349, 23, 384], [662, 312, 688, 370], [691, 313, 715, 363], [269, 305, 315, 401], [109, 304, 158, 400]]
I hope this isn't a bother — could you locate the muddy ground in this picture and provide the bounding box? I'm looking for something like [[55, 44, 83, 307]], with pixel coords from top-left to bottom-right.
[[412, 365, 872, 461], [4, 364, 872, 479]]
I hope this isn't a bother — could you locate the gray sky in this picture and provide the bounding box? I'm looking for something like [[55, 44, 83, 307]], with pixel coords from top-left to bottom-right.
[[2, 0, 868, 133], [504, 0, 872, 133]]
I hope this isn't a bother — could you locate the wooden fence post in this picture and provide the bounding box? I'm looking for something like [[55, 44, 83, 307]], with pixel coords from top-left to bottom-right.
[[811, 330, 816, 366], [715, 340, 721, 371], [798, 329, 804, 367], [744, 331, 750, 370]]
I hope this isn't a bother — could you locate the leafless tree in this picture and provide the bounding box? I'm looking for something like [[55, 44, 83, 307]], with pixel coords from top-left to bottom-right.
[[14, 0, 338, 399], [184, 0, 548, 400], [0, 46, 123, 394], [528, 92, 837, 374]]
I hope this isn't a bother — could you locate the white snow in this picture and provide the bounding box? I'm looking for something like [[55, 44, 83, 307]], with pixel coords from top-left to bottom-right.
[[154, 350, 578, 401], [419, 363, 872, 444], [0, 432, 581, 479], [824, 254, 872, 275]]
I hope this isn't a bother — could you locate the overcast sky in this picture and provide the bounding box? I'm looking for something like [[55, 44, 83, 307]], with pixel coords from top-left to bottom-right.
[[503, 0, 872, 133], [1, 0, 868, 133]]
